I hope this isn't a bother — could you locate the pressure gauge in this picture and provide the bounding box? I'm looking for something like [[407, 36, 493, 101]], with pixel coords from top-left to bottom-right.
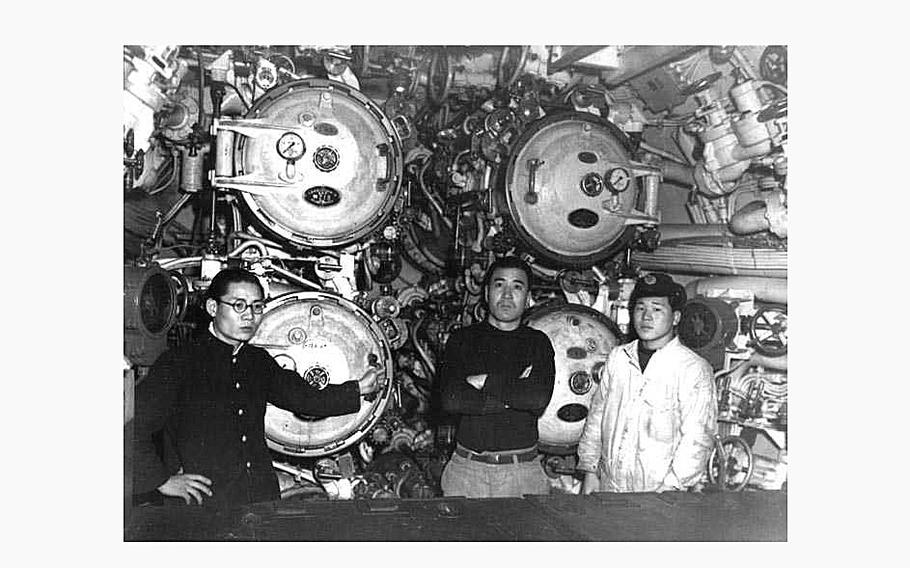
[[606, 167, 630, 193], [276, 132, 306, 161]]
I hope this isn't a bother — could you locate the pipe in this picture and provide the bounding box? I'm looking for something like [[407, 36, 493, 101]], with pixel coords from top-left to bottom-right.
[[729, 201, 771, 235], [463, 267, 482, 295], [764, 191, 788, 238], [157, 256, 204, 270], [280, 485, 326, 499], [272, 461, 318, 485], [143, 192, 194, 250], [529, 261, 560, 280], [498, 46, 529, 89], [640, 142, 689, 166], [208, 185, 217, 246], [418, 160, 453, 230], [471, 211, 486, 253], [694, 161, 750, 196], [758, 80, 787, 97], [412, 337, 436, 378], [731, 140, 771, 163], [268, 264, 323, 291], [750, 352, 787, 371], [631, 243, 787, 278], [731, 48, 758, 82], [659, 223, 732, 241], [660, 161, 696, 187], [197, 51, 205, 128], [685, 276, 787, 304], [227, 231, 299, 252], [147, 151, 179, 195], [228, 239, 269, 259]]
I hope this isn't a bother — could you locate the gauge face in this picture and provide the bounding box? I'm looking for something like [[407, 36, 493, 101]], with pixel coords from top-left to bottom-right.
[[276, 131, 306, 161], [606, 167, 630, 193]]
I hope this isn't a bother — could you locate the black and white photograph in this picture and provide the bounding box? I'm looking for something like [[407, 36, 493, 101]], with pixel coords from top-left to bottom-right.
[[121, 43, 789, 541], [12, 4, 899, 560]]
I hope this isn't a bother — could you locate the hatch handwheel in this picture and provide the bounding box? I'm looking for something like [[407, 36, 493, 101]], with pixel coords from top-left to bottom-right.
[[748, 304, 788, 357], [708, 435, 754, 491]]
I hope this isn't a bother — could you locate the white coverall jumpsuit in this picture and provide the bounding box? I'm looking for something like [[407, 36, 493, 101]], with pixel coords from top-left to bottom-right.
[[577, 337, 717, 492]]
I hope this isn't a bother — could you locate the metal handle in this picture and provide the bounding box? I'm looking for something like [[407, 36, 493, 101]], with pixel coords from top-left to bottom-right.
[[524, 158, 544, 204], [376, 143, 393, 192]]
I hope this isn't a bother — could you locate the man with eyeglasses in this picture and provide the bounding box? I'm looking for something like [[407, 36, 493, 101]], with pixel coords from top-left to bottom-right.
[[132, 267, 382, 510]]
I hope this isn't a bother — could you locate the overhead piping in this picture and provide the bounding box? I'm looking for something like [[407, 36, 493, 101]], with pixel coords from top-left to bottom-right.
[[632, 242, 787, 277], [685, 276, 787, 304]]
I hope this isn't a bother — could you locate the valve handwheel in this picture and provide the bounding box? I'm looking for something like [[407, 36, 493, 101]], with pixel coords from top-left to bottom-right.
[[708, 435, 754, 491], [749, 304, 788, 356], [427, 50, 452, 105], [169, 270, 189, 323], [760, 45, 787, 85]]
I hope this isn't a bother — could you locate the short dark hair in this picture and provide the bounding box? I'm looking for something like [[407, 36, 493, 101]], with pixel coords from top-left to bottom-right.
[[483, 255, 532, 289], [206, 267, 264, 301]]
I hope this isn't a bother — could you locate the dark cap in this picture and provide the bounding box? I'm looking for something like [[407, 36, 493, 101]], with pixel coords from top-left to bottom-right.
[[629, 272, 686, 311]]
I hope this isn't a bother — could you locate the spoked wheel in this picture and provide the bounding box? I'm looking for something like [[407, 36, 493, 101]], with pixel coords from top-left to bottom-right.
[[708, 435, 754, 491], [749, 304, 788, 356], [427, 50, 452, 105]]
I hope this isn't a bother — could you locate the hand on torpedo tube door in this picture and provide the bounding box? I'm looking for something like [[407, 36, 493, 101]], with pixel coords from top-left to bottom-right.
[[358, 366, 384, 396], [158, 467, 213, 505]]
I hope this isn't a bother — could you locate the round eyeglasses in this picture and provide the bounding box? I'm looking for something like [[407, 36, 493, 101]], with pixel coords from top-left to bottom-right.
[[217, 298, 266, 315]]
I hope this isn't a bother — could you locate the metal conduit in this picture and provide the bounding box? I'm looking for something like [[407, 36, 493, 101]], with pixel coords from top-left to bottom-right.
[[685, 276, 787, 304], [631, 243, 787, 277], [658, 224, 733, 241]]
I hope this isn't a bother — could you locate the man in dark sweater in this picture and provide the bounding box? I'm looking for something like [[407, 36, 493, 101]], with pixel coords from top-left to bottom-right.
[[438, 256, 555, 497], [132, 268, 381, 510]]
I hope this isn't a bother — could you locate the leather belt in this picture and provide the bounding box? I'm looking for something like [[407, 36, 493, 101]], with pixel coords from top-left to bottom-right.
[[454, 445, 538, 465]]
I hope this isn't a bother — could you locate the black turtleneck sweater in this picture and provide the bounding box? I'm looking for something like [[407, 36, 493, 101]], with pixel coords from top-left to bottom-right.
[[438, 321, 555, 452], [132, 332, 361, 509]]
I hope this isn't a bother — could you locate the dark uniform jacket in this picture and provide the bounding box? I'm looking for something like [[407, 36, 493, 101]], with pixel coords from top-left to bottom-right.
[[132, 331, 361, 509]]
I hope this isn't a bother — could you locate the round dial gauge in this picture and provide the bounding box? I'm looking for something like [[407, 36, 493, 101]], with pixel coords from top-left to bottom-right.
[[276, 131, 306, 161], [606, 167, 631, 193]]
